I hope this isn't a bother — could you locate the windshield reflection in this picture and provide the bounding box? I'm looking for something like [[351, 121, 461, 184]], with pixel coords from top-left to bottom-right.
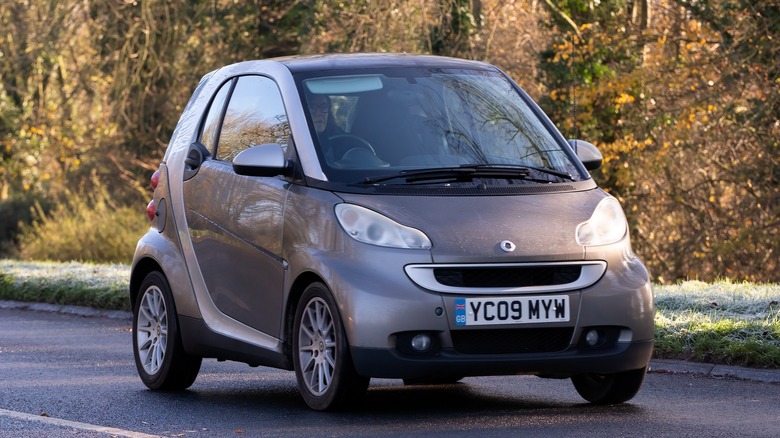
[[298, 69, 582, 184]]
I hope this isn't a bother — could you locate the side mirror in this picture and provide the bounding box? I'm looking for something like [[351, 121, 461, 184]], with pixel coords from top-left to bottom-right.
[[568, 139, 603, 171], [232, 143, 291, 177]]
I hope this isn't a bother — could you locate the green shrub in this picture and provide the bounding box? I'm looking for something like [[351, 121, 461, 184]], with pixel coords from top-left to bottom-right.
[[0, 195, 53, 258], [17, 187, 148, 264]]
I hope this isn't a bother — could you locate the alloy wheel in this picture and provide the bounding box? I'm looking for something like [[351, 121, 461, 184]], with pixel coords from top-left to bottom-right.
[[297, 297, 337, 396], [136, 285, 168, 375]]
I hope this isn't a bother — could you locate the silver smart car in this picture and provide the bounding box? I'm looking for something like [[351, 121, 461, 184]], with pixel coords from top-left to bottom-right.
[[130, 53, 654, 411]]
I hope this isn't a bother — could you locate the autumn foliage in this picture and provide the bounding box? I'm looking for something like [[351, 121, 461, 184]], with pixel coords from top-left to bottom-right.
[[0, 0, 777, 282]]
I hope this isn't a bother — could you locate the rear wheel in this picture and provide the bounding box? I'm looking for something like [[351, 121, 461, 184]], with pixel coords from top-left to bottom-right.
[[571, 367, 647, 405], [293, 283, 369, 411], [133, 271, 201, 390]]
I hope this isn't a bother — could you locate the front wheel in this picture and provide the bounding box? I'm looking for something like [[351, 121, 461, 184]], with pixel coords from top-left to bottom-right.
[[571, 367, 647, 405], [133, 271, 201, 390], [293, 283, 369, 410]]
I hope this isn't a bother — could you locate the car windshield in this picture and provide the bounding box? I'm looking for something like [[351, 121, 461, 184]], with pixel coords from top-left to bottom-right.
[[296, 67, 584, 185]]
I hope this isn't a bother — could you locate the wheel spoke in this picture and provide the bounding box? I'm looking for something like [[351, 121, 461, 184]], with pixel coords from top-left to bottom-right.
[[153, 342, 163, 372], [138, 336, 153, 350], [324, 349, 336, 369], [305, 306, 316, 329], [322, 317, 334, 338], [299, 343, 317, 353], [150, 291, 161, 315], [145, 293, 158, 317], [307, 362, 318, 390], [315, 302, 326, 331], [139, 342, 151, 364], [300, 323, 315, 341], [148, 344, 157, 371], [303, 352, 318, 391], [139, 304, 154, 323], [303, 352, 317, 369], [322, 358, 333, 386]]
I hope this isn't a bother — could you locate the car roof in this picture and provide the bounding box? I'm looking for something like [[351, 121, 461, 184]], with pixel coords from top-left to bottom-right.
[[271, 52, 497, 74], [199, 53, 501, 87]]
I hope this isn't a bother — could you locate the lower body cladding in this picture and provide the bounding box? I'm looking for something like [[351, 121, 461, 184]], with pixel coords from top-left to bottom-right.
[[351, 329, 654, 379]]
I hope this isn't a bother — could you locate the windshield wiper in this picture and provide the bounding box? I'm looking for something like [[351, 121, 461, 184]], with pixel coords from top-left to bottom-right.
[[361, 165, 533, 184], [361, 164, 574, 185], [362, 167, 478, 184], [508, 165, 574, 181]]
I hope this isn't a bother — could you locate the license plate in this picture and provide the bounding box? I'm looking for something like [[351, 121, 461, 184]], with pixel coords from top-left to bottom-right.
[[454, 295, 569, 326]]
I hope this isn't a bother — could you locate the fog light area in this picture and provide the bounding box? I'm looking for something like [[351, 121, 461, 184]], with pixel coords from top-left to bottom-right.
[[585, 329, 600, 346], [411, 334, 432, 352]]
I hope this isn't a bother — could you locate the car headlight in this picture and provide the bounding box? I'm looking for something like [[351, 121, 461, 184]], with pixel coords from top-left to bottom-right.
[[335, 204, 431, 249], [576, 197, 628, 246]]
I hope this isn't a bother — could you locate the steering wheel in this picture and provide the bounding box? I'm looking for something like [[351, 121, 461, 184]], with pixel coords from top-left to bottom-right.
[[328, 134, 376, 159]]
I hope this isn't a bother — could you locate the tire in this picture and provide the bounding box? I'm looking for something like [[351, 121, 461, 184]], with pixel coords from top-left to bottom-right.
[[293, 283, 369, 411], [571, 367, 647, 405], [132, 271, 201, 390]]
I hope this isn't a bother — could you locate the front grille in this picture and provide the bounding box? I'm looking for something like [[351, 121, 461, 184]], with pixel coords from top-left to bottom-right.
[[434, 265, 581, 288], [451, 328, 573, 354]]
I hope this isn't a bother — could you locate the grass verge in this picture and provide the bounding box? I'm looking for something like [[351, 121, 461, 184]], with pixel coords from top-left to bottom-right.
[[1, 260, 779, 368], [654, 280, 780, 368], [0, 259, 130, 311]]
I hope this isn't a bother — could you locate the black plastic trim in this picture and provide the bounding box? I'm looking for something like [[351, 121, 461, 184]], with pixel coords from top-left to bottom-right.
[[350, 340, 654, 379], [178, 315, 292, 370]]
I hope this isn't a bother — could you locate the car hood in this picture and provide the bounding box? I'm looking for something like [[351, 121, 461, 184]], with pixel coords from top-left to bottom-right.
[[337, 188, 608, 263]]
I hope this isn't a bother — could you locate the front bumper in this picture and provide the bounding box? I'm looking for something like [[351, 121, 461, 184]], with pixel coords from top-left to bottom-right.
[[339, 253, 654, 379]]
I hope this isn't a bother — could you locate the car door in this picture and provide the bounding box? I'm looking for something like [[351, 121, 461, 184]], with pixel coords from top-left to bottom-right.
[[181, 74, 290, 337]]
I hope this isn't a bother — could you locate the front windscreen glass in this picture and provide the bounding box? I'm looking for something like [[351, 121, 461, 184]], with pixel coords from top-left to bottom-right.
[[296, 68, 585, 185]]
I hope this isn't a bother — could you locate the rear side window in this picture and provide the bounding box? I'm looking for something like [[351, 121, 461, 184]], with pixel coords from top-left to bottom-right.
[[216, 75, 290, 162], [199, 81, 233, 155]]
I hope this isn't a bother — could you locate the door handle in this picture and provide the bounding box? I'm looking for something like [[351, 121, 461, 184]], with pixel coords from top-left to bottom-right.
[[183, 143, 210, 181]]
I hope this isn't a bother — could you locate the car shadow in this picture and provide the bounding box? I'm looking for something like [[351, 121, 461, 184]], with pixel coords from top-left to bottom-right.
[[137, 374, 647, 422]]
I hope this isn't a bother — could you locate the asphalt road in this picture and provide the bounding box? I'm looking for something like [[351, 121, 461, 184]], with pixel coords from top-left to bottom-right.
[[1, 307, 779, 437]]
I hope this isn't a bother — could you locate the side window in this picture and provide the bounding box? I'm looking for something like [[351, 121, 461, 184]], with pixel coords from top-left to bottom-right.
[[199, 80, 233, 155], [216, 75, 290, 162]]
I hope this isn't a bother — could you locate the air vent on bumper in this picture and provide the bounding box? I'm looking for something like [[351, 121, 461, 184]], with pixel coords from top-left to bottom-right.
[[404, 261, 607, 294]]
